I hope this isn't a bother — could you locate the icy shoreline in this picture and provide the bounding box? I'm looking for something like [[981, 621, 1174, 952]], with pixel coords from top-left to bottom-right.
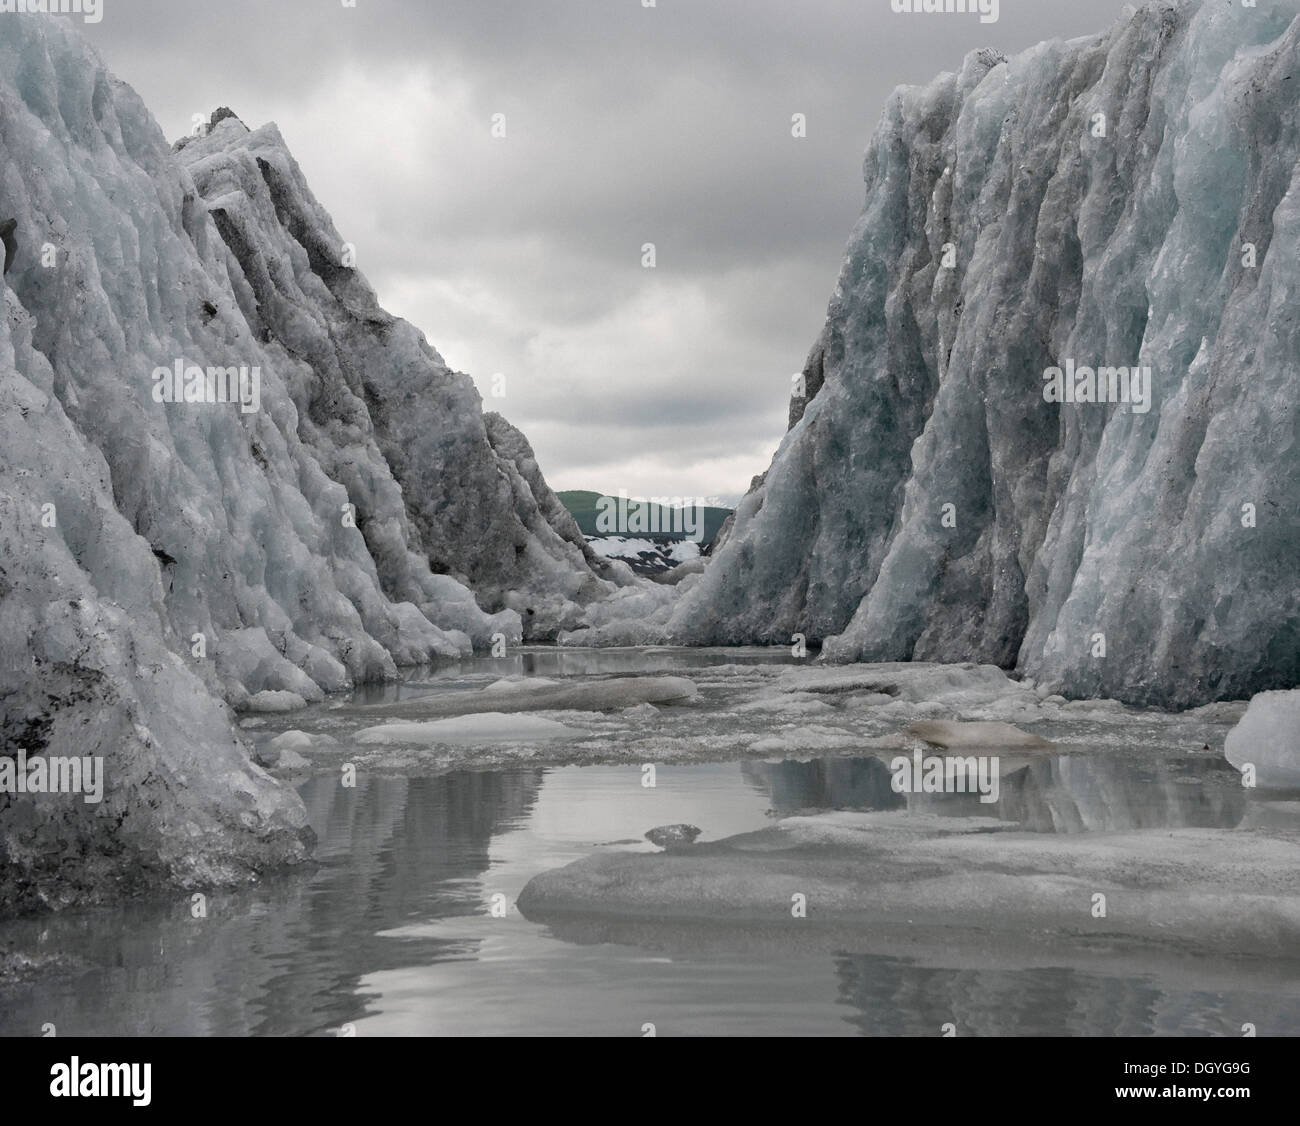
[[241, 652, 1253, 771], [517, 811, 1300, 961]]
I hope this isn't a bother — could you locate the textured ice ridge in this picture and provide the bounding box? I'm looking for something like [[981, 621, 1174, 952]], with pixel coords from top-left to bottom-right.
[[0, 18, 612, 911], [647, 0, 1300, 709]]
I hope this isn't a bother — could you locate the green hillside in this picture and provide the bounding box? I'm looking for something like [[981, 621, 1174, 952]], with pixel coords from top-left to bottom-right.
[[558, 490, 732, 545]]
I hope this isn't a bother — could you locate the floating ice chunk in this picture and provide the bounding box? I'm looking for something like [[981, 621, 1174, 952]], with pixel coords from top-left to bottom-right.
[[777, 663, 1036, 710], [363, 675, 699, 719], [905, 721, 1053, 750], [518, 812, 1300, 958], [242, 691, 309, 714], [274, 749, 312, 772], [735, 691, 835, 716], [483, 677, 561, 693], [355, 713, 585, 745], [256, 732, 324, 769], [621, 702, 660, 720], [1225, 691, 1300, 789], [269, 730, 338, 750]]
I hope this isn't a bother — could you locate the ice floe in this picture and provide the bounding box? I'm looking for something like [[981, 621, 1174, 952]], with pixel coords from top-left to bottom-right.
[[356, 713, 586, 746]]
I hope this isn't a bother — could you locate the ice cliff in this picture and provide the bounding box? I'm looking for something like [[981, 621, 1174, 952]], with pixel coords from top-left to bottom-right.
[[653, 0, 1300, 709], [0, 17, 610, 912]]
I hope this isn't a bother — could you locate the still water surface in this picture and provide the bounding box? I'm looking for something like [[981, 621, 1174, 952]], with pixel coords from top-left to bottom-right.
[[0, 649, 1295, 1036]]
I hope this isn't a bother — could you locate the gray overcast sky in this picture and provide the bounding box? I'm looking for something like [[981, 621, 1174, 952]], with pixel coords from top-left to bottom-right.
[[82, 0, 1133, 500]]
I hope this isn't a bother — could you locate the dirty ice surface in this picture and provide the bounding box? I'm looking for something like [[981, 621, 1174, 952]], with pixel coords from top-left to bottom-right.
[[2, 648, 1297, 1037]]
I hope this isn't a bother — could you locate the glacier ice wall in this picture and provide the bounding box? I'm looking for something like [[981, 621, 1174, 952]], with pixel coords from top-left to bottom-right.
[[0, 16, 607, 911], [175, 120, 623, 642], [667, 0, 1300, 709]]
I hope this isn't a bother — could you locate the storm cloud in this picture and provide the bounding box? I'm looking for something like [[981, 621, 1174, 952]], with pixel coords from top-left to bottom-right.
[[82, 0, 1133, 498]]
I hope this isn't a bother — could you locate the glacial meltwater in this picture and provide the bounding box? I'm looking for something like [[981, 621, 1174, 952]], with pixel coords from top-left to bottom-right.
[[2, 648, 1298, 1037]]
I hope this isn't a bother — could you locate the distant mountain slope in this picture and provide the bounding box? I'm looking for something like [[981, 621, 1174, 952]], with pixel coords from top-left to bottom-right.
[[557, 490, 733, 546]]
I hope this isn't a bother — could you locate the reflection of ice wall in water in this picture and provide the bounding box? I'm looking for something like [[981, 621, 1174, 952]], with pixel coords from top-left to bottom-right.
[[0, 768, 544, 1036], [744, 753, 1245, 832], [742, 758, 905, 813], [832, 955, 1291, 1036], [996, 755, 1245, 832]]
